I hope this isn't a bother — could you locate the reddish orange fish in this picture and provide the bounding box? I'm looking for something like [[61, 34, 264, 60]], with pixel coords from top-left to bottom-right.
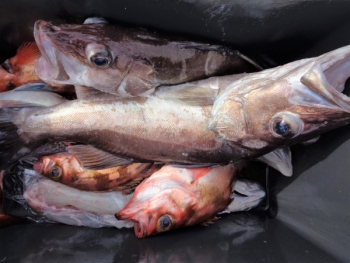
[[0, 42, 42, 92], [34, 153, 162, 193], [116, 163, 244, 238]]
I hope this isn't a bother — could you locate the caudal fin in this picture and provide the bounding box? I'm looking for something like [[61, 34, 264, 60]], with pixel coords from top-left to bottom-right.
[[0, 108, 30, 169]]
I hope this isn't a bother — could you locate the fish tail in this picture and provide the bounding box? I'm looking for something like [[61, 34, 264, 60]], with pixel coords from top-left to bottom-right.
[[0, 108, 30, 169]]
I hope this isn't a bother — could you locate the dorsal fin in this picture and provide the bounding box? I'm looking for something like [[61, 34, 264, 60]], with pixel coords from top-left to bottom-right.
[[67, 145, 133, 170], [83, 17, 109, 24], [15, 42, 41, 66]]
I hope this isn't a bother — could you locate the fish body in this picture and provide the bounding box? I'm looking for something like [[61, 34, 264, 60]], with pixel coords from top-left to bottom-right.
[[0, 42, 42, 92], [116, 163, 241, 238], [34, 19, 258, 97], [1, 45, 350, 169], [23, 172, 133, 228], [34, 153, 162, 192]]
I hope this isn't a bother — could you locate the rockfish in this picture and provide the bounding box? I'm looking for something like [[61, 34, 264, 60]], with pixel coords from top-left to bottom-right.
[[0, 45, 349, 169], [0, 42, 42, 92], [34, 18, 259, 98], [34, 152, 162, 193], [116, 163, 241, 238]]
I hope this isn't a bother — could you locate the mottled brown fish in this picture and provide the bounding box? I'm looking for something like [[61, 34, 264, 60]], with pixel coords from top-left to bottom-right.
[[0, 45, 349, 170], [34, 18, 259, 98], [33, 152, 162, 193], [116, 163, 242, 238]]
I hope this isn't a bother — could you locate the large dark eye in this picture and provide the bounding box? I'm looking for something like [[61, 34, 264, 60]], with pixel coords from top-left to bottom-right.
[[157, 215, 173, 232], [85, 43, 112, 68], [274, 119, 290, 135], [48, 166, 63, 181], [91, 56, 109, 67], [269, 112, 304, 139]]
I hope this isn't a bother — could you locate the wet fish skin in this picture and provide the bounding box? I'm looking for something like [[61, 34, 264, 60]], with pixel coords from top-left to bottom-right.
[[34, 152, 162, 192], [0, 96, 237, 169], [1, 45, 350, 169], [116, 163, 242, 238], [34, 19, 257, 97]]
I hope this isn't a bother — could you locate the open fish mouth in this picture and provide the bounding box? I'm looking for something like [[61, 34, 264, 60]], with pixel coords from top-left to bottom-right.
[[34, 20, 71, 84], [299, 45, 350, 112]]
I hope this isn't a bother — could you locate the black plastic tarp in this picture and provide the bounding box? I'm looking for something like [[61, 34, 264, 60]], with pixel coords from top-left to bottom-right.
[[0, 1, 349, 262]]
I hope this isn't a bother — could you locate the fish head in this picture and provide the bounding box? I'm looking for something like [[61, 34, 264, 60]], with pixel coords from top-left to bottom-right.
[[33, 153, 83, 182], [116, 167, 201, 238], [209, 45, 350, 156], [34, 20, 132, 94], [116, 165, 237, 238]]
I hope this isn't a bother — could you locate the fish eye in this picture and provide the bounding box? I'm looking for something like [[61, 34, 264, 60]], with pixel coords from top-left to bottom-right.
[[48, 166, 63, 181], [269, 112, 304, 139], [85, 43, 112, 68], [157, 215, 173, 232]]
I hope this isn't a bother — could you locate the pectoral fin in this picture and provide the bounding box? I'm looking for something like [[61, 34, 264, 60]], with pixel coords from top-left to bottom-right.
[[67, 145, 133, 170], [256, 147, 293, 176]]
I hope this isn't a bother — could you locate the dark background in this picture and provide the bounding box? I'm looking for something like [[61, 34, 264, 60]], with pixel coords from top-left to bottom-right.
[[0, 1, 349, 262]]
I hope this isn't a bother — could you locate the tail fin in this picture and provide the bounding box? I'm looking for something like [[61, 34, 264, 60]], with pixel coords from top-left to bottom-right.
[[0, 108, 30, 169]]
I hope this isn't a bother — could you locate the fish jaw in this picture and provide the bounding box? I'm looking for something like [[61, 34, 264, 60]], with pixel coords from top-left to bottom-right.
[[209, 45, 350, 156], [34, 20, 87, 87]]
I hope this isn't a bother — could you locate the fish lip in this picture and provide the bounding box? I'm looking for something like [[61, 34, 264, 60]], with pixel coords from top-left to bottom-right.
[[134, 222, 147, 238], [116, 212, 148, 238], [34, 20, 70, 83]]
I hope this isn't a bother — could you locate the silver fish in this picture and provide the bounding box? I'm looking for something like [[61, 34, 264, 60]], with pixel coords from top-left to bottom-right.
[[0, 45, 349, 170], [33, 18, 259, 98]]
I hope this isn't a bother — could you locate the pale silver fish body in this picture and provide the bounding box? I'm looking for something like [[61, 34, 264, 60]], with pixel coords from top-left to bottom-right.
[[12, 97, 239, 165]]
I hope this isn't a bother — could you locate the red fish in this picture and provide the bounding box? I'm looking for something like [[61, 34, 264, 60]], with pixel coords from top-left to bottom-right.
[[34, 152, 162, 193], [0, 42, 42, 92], [116, 163, 244, 238]]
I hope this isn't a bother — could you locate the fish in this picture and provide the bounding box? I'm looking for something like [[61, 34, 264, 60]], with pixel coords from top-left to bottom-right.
[[33, 152, 162, 193], [0, 83, 67, 108], [33, 18, 260, 98], [0, 45, 349, 170], [22, 169, 134, 229], [116, 163, 242, 238], [0, 42, 42, 92]]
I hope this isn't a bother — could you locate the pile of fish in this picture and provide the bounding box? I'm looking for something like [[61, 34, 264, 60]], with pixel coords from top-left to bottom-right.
[[0, 17, 349, 238]]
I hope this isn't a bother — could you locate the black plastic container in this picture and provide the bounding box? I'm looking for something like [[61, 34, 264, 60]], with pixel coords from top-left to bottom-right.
[[0, 1, 349, 262]]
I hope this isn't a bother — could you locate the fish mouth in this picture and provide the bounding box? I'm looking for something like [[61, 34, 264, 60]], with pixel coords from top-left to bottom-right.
[[133, 222, 147, 238], [299, 45, 350, 112], [116, 210, 149, 238], [34, 20, 71, 84]]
